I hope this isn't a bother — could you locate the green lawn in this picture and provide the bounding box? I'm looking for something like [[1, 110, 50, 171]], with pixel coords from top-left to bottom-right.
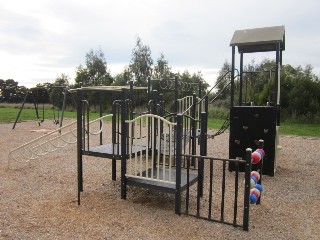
[[0, 108, 100, 123], [1, 107, 319, 137], [279, 122, 320, 137]]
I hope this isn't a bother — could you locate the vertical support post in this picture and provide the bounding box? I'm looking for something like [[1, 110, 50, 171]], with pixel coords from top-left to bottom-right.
[[198, 81, 202, 122], [191, 93, 197, 167], [112, 93, 116, 145], [231, 46, 235, 107], [111, 96, 117, 181], [204, 96, 208, 156], [198, 81, 202, 98], [99, 91, 103, 145], [257, 140, 264, 205], [239, 52, 243, 106], [147, 77, 151, 101], [151, 90, 158, 115], [77, 89, 83, 204], [121, 89, 128, 199], [243, 148, 252, 231], [275, 42, 281, 126], [174, 75, 179, 113], [159, 93, 164, 117], [199, 112, 207, 198], [129, 80, 134, 119], [175, 114, 183, 215]]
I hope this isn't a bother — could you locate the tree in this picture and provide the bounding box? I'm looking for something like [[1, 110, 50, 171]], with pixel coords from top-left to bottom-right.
[[153, 53, 171, 79], [75, 48, 113, 87], [213, 60, 232, 103], [50, 74, 71, 108], [75, 48, 114, 108], [285, 64, 320, 121], [129, 37, 153, 86], [113, 67, 131, 86], [0, 79, 5, 102], [0, 79, 20, 102]]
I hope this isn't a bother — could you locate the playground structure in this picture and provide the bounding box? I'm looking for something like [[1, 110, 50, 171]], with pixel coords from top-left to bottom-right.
[[228, 26, 285, 176], [8, 78, 265, 231], [74, 74, 264, 230], [7, 26, 284, 231]]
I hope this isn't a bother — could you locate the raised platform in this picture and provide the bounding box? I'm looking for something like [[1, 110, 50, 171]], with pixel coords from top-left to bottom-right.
[[83, 143, 147, 159], [126, 166, 198, 194]]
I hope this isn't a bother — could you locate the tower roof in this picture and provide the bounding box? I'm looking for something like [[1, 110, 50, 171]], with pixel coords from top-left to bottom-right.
[[230, 26, 285, 53]]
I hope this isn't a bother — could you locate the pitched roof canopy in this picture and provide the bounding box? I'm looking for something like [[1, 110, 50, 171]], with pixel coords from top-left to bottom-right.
[[230, 26, 285, 53]]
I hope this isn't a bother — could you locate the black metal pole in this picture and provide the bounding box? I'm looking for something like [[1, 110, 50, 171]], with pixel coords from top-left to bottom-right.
[[231, 46, 235, 107], [239, 52, 243, 106], [33, 90, 41, 126], [199, 112, 207, 199], [191, 93, 197, 167], [151, 90, 158, 115], [59, 87, 68, 129], [198, 81, 202, 98], [174, 75, 179, 113], [12, 91, 29, 129], [99, 91, 103, 145], [243, 148, 252, 231], [275, 42, 281, 126], [120, 89, 128, 199], [77, 89, 83, 204], [257, 140, 264, 205], [147, 77, 151, 101], [175, 114, 182, 215]]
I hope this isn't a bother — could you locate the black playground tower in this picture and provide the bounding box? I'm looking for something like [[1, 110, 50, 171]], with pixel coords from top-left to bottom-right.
[[228, 26, 285, 176]]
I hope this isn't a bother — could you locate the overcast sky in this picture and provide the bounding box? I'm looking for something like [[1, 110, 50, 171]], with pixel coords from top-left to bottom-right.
[[1, 0, 319, 88]]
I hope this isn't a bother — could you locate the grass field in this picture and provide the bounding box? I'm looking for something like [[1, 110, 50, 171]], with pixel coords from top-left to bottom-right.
[[1, 107, 319, 137]]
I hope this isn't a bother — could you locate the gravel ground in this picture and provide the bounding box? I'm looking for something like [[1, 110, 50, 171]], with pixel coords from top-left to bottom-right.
[[0, 120, 319, 240]]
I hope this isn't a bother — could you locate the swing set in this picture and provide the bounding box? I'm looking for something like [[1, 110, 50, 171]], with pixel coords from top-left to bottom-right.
[[12, 85, 74, 129]]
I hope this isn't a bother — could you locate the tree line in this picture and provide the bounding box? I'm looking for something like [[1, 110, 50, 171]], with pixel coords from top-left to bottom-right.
[[213, 59, 320, 122], [0, 37, 319, 122]]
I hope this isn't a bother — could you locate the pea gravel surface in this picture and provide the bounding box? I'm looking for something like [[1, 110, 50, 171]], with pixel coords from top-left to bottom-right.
[[0, 120, 319, 240]]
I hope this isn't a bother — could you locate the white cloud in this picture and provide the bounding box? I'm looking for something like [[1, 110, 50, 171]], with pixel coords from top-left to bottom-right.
[[1, 0, 320, 88]]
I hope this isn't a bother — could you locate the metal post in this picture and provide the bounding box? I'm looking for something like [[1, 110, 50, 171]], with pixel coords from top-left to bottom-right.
[[174, 75, 179, 113], [175, 114, 182, 215], [77, 89, 83, 204], [12, 91, 29, 129], [111, 95, 117, 181], [199, 112, 207, 198], [59, 87, 68, 129], [198, 81, 202, 98], [121, 89, 128, 199], [147, 77, 151, 101], [243, 148, 252, 231], [231, 46, 235, 107], [257, 140, 264, 205], [99, 91, 103, 145], [33, 90, 41, 126], [151, 90, 158, 115], [191, 93, 197, 167], [239, 52, 243, 106], [276, 42, 281, 126]]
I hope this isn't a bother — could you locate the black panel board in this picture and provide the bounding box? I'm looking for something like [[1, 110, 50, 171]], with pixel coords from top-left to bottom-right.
[[228, 106, 277, 176]]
